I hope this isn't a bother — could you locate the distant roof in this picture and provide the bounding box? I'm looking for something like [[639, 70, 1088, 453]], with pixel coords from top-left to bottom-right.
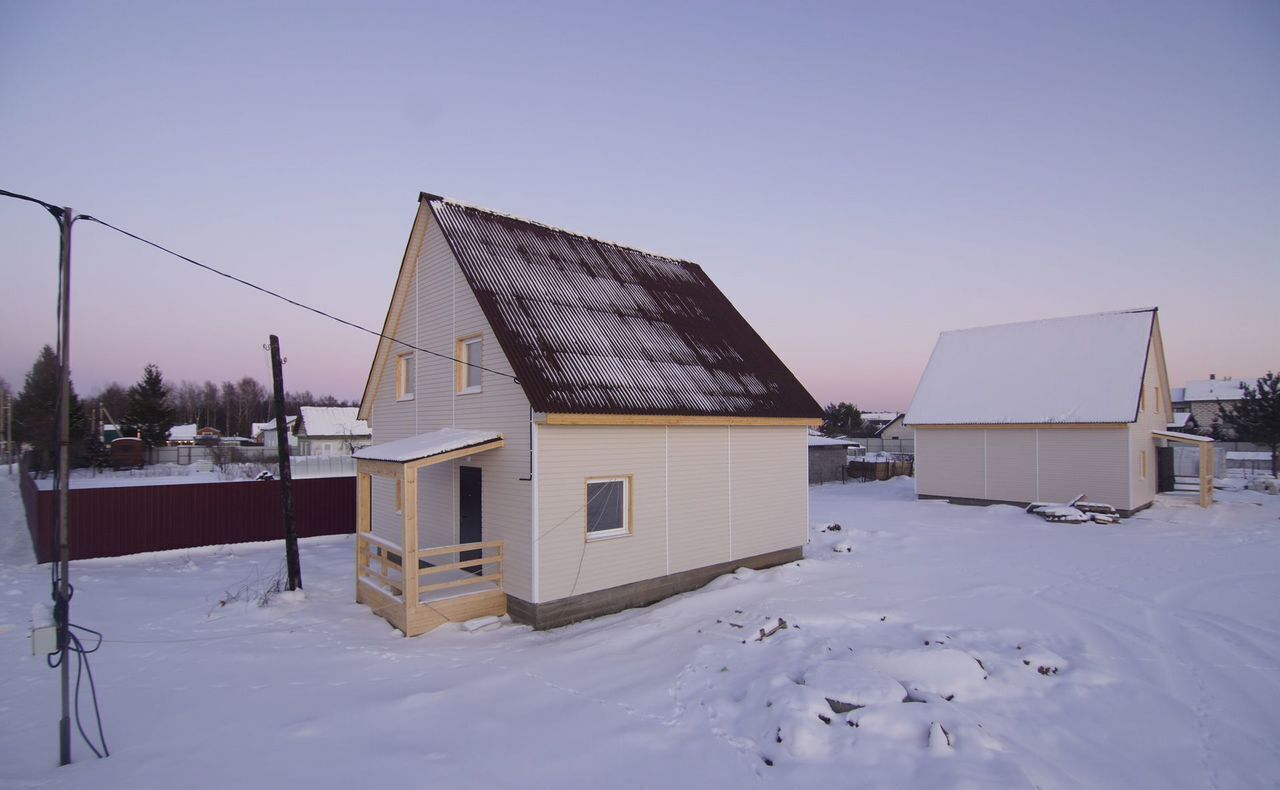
[[807, 430, 855, 447], [298, 407, 371, 438], [861, 412, 899, 423], [354, 428, 502, 463], [1168, 412, 1194, 429], [907, 308, 1157, 426], [168, 424, 198, 441], [1180, 378, 1248, 402], [251, 417, 297, 437], [427, 197, 821, 419]]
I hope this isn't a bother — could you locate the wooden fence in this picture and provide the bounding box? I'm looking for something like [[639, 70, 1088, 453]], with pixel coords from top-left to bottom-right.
[[847, 458, 915, 481], [19, 457, 354, 563]]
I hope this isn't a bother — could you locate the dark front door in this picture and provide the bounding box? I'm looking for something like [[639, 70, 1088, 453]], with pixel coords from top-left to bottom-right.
[[459, 466, 482, 574], [1156, 446, 1175, 493]]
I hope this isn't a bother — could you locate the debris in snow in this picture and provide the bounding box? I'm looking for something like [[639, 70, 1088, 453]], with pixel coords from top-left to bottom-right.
[[255, 470, 275, 481], [929, 721, 953, 753], [462, 615, 501, 632], [755, 618, 788, 641], [833, 543, 853, 553], [1028, 499, 1121, 524], [824, 523, 843, 532]]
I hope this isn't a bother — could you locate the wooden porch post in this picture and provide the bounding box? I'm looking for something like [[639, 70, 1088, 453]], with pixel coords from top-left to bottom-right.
[[1199, 443, 1213, 508], [402, 465, 419, 620], [355, 468, 371, 596]]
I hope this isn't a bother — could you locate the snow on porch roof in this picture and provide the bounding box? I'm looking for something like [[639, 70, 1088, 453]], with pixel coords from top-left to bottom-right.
[[353, 428, 503, 464], [1152, 429, 1214, 444], [906, 308, 1157, 426]]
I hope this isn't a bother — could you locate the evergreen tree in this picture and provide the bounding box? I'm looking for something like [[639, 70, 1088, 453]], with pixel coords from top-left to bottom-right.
[[121, 364, 177, 447], [1218, 372, 1280, 476], [12, 345, 88, 471], [821, 402, 864, 438]]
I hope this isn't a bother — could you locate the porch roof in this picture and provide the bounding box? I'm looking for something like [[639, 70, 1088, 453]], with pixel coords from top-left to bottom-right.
[[1152, 429, 1214, 445], [353, 428, 503, 464]]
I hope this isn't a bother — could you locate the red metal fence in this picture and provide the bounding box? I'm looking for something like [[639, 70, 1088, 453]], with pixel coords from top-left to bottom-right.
[[20, 463, 354, 563]]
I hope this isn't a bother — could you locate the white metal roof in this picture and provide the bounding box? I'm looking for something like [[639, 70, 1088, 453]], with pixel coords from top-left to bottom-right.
[[907, 309, 1156, 425], [167, 424, 198, 441], [354, 428, 503, 463], [807, 432, 855, 447]]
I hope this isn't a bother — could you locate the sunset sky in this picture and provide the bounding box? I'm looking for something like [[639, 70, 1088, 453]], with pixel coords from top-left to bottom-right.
[[1, 1, 1276, 412]]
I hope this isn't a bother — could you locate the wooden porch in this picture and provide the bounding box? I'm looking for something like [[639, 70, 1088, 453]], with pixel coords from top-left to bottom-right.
[[353, 430, 507, 637]]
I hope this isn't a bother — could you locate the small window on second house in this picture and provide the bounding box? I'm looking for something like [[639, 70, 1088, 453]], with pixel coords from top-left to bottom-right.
[[395, 477, 403, 514], [456, 335, 482, 394], [1139, 450, 1148, 481], [586, 477, 629, 539], [1154, 386, 1161, 413], [396, 352, 414, 401]]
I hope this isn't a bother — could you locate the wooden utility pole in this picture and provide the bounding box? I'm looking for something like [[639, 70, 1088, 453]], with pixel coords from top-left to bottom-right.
[[268, 335, 302, 590], [4, 392, 11, 474], [55, 206, 73, 766]]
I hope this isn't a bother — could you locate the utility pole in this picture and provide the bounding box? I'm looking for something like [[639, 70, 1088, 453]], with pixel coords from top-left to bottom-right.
[[4, 392, 11, 474], [268, 335, 302, 590], [55, 206, 73, 766]]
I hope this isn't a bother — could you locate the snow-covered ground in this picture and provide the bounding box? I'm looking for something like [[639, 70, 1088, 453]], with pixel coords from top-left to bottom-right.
[[2, 474, 1278, 788]]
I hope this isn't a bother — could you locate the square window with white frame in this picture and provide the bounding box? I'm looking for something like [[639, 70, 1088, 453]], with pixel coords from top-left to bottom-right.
[[396, 352, 414, 401], [457, 336, 483, 394], [586, 477, 629, 539]]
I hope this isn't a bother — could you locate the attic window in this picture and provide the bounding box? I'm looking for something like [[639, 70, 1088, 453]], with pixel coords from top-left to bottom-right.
[[396, 353, 414, 401], [456, 335, 483, 394]]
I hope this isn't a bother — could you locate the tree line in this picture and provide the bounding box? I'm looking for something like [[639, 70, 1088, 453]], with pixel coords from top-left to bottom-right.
[[5, 345, 356, 470]]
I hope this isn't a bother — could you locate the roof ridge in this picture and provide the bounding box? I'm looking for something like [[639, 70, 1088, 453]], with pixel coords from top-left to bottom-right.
[[423, 193, 701, 270], [939, 306, 1156, 336]]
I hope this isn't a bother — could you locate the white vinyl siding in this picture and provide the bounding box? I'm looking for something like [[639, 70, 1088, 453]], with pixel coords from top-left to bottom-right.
[[366, 214, 535, 600], [536, 424, 807, 603]]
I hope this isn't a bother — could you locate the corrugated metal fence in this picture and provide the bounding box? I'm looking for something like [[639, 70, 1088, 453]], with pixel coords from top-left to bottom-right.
[[19, 458, 354, 563]]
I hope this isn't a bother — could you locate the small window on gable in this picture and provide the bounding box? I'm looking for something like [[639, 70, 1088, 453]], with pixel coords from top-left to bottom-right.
[[396, 352, 414, 401], [1140, 385, 1146, 413], [1139, 450, 1148, 481], [456, 335, 483, 394], [395, 477, 403, 514], [586, 477, 629, 539], [1154, 386, 1160, 413]]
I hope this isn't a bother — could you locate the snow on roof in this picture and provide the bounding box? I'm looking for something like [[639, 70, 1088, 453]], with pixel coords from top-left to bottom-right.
[[167, 424, 198, 441], [807, 431, 854, 447], [1181, 378, 1248, 402], [354, 428, 503, 463], [907, 309, 1156, 425], [1152, 429, 1214, 444], [251, 416, 297, 436], [1168, 413, 1193, 429], [298, 407, 370, 438], [861, 412, 900, 423]]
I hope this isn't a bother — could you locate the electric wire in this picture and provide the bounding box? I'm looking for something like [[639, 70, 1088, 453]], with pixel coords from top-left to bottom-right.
[[75, 214, 519, 383]]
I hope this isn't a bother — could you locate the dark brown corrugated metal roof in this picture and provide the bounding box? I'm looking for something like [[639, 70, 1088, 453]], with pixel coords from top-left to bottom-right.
[[428, 197, 821, 419]]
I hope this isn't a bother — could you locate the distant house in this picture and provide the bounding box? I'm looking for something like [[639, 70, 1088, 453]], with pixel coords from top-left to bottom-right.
[[907, 308, 1213, 514], [808, 431, 854, 484], [251, 416, 298, 449], [875, 414, 914, 444], [166, 423, 199, 446], [1172, 376, 1250, 437], [352, 193, 821, 636], [1167, 411, 1199, 433], [295, 407, 371, 456], [860, 411, 899, 434]]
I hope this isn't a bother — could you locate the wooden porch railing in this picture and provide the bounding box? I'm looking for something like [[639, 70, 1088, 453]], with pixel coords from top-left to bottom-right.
[[356, 534, 507, 636]]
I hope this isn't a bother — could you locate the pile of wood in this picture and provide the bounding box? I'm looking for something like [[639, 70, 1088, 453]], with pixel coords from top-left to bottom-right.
[[1026, 495, 1120, 524]]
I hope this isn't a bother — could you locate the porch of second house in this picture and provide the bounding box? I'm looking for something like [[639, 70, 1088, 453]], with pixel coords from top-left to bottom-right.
[[353, 428, 506, 637]]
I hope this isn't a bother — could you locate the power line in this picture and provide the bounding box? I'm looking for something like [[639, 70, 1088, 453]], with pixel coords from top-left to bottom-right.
[[11, 206, 519, 384]]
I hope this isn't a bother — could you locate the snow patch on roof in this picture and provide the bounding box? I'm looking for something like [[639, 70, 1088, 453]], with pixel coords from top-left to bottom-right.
[[167, 424, 198, 441], [251, 417, 297, 436], [807, 431, 855, 447], [298, 407, 370, 438], [354, 428, 502, 463], [1181, 378, 1249, 402], [907, 309, 1156, 425]]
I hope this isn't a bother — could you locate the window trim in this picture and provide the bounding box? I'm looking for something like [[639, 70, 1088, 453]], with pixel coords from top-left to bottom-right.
[[456, 334, 483, 395], [395, 352, 415, 402], [584, 476, 632, 541]]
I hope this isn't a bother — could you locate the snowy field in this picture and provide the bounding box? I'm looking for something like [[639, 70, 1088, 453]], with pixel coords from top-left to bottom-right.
[[2, 474, 1279, 789]]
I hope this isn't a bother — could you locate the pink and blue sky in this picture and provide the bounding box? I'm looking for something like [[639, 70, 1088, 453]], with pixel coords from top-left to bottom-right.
[[2, 1, 1276, 411]]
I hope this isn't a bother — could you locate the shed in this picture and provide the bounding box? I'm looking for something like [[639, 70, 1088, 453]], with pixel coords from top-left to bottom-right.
[[807, 431, 854, 484], [354, 193, 821, 635], [906, 308, 1211, 514]]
